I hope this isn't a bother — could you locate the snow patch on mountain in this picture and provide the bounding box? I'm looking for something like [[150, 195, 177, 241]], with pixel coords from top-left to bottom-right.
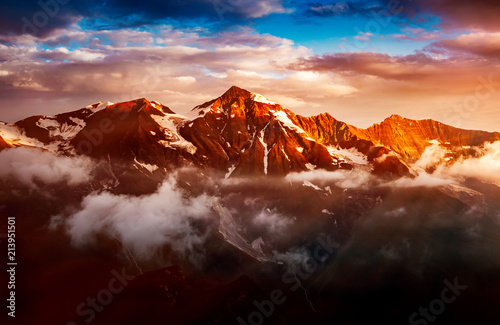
[[251, 92, 276, 105], [327, 146, 368, 165], [212, 199, 274, 263], [37, 116, 87, 140], [151, 101, 163, 110], [271, 110, 307, 135], [0, 123, 44, 147], [303, 180, 322, 191], [151, 113, 197, 154], [225, 165, 236, 179], [134, 157, 159, 173], [85, 101, 114, 112], [305, 163, 316, 171], [36, 117, 59, 129], [259, 126, 270, 175]]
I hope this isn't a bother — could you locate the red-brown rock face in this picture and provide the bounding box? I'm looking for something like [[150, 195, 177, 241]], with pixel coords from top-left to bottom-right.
[[180, 86, 350, 176], [0, 86, 497, 180], [358, 115, 500, 162]]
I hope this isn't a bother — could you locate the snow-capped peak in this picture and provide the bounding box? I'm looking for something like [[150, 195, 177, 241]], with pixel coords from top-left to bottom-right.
[[85, 101, 114, 112], [251, 92, 276, 105]]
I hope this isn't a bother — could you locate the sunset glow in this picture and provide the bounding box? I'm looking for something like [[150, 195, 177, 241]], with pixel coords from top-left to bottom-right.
[[1, 0, 499, 131]]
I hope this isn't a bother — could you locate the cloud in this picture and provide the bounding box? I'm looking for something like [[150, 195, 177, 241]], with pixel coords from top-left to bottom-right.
[[426, 32, 500, 59], [303, 0, 402, 19], [444, 141, 500, 186], [252, 208, 293, 234], [301, 0, 500, 32], [0, 0, 289, 38], [307, 2, 354, 17], [289, 51, 446, 81], [413, 141, 449, 170], [285, 141, 500, 191], [2, 5, 500, 133], [285, 169, 375, 189], [390, 27, 440, 42], [0, 26, 361, 123], [354, 32, 373, 42], [397, 0, 500, 32], [57, 177, 214, 262], [389, 172, 453, 188], [0, 147, 92, 187], [286, 49, 500, 131], [399, 140, 500, 187]]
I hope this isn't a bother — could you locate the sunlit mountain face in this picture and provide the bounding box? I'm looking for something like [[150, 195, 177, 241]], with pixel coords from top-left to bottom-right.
[[1, 1, 500, 325]]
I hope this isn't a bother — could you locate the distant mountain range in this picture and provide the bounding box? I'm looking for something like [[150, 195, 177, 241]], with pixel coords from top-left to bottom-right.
[[1, 86, 498, 185]]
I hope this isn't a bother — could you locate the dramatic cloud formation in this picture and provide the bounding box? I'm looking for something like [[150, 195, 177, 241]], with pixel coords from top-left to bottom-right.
[[285, 141, 500, 190], [1, 0, 499, 132], [426, 32, 500, 59], [0, 147, 92, 187], [288, 49, 500, 131], [400, 140, 500, 187], [442, 141, 500, 186], [57, 177, 214, 263], [0, 0, 289, 37], [397, 0, 500, 32]]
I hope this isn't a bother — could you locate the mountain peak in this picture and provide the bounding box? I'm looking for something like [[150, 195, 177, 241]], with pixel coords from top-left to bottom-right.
[[3, 88, 499, 180], [220, 86, 277, 105], [85, 101, 115, 112], [222, 85, 252, 99], [387, 114, 405, 120]]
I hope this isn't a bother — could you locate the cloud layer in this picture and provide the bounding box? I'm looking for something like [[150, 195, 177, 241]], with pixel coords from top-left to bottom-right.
[[0, 147, 92, 187], [58, 177, 213, 263]]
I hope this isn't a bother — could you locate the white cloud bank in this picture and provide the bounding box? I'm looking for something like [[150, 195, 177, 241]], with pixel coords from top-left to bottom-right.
[[56, 178, 213, 261], [0, 147, 92, 187], [284, 141, 500, 189], [445, 141, 500, 186]]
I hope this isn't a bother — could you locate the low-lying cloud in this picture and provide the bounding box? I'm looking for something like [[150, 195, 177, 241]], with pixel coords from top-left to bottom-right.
[[0, 147, 92, 187], [284, 141, 500, 191], [54, 177, 214, 263], [413, 140, 500, 187], [444, 141, 500, 186], [285, 168, 375, 189]]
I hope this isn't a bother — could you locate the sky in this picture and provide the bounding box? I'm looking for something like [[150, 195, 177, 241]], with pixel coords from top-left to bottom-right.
[[0, 0, 499, 131]]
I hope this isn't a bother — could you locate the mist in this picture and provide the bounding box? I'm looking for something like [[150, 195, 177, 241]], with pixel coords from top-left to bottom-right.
[[51, 176, 215, 265], [0, 147, 92, 187]]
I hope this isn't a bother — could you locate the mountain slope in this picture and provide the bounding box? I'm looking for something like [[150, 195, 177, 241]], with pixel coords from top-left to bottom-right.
[[359, 114, 500, 162], [0, 86, 497, 182], [180, 86, 352, 176]]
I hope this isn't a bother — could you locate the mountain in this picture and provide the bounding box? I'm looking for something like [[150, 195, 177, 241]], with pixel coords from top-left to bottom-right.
[[0, 86, 498, 186], [357, 114, 500, 162], [3, 86, 500, 325]]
